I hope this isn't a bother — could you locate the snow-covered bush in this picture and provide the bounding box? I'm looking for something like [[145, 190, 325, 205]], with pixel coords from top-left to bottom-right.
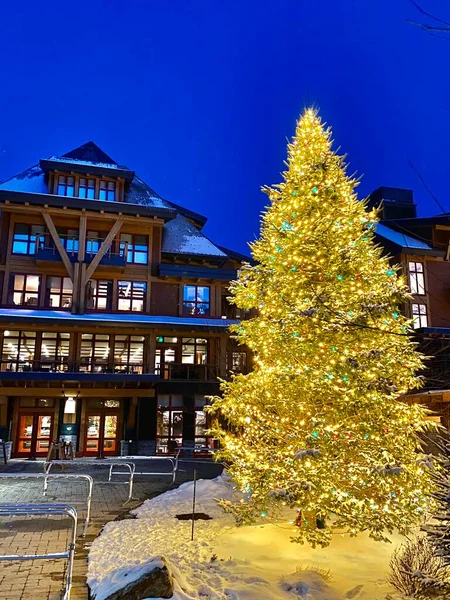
[[388, 536, 450, 598]]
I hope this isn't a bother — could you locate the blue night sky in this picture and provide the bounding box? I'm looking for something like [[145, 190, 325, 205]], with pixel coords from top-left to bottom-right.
[[0, 0, 449, 255]]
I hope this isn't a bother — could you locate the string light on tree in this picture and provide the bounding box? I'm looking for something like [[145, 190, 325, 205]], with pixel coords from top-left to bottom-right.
[[208, 108, 435, 547]]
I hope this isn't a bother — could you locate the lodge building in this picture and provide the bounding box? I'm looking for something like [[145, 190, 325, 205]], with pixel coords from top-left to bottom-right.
[[0, 142, 249, 459], [373, 187, 450, 428]]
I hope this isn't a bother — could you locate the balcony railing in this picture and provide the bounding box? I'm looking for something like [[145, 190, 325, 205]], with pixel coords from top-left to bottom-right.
[[0, 360, 220, 380], [35, 235, 128, 265], [155, 363, 219, 381]]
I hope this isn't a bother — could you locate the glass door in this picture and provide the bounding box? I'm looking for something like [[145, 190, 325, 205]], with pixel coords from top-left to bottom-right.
[[155, 347, 176, 379], [16, 413, 52, 458], [84, 412, 120, 457]]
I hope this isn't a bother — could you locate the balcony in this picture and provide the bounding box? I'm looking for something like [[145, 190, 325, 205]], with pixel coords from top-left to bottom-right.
[[0, 360, 220, 382], [155, 363, 219, 381], [35, 235, 128, 267]]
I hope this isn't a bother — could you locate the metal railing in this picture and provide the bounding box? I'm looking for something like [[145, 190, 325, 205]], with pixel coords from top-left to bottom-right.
[[0, 359, 145, 374], [156, 363, 219, 381], [0, 473, 93, 537], [44, 460, 136, 505], [108, 450, 180, 484], [0, 503, 77, 600], [35, 234, 129, 261]]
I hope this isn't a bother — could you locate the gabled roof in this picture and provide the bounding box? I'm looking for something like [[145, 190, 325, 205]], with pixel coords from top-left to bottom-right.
[[0, 141, 245, 262], [62, 141, 117, 165], [162, 214, 227, 258]]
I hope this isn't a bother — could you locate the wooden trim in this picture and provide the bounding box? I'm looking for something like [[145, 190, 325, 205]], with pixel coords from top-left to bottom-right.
[[42, 212, 74, 281], [84, 220, 124, 281]]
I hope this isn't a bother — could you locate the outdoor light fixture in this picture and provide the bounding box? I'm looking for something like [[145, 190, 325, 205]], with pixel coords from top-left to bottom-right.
[[64, 397, 76, 414]]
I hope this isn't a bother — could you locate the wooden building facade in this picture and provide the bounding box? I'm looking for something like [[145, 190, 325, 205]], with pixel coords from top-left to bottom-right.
[[371, 187, 450, 428], [0, 142, 249, 458]]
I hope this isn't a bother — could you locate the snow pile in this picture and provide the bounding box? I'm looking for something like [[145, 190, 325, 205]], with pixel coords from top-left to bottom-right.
[[88, 474, 402, 600]]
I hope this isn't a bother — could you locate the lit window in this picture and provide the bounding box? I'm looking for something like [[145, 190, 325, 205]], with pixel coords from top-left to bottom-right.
[[194, 394, 212, 450], [80, 333, 111, 372], [156, 394, 183, 453], [120, 233, 148, 264], [114, 335, 145, 373], [10, 274, 40, 306], [117, 281, 146, 312], [57, 175, 75, 196], [87, 279, 113, 310], [412, 303, 428, 328], [78, 178, 95, 199], [409, 262, 425, 295], [231, 351, 247, 372], [1, 330, 36, 372], [40, 332, 70, 371], [12, 223, 45, 255], [99, 181, 116, 201], [57, 228, 79, 254], [86, 231, 103, 255], [183, 285, 210, 316], [181, 337, 208, 364], [46, 276, 73, 309]]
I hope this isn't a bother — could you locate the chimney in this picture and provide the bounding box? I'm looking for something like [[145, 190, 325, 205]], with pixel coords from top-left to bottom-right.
[[367, 187, 416, 220]]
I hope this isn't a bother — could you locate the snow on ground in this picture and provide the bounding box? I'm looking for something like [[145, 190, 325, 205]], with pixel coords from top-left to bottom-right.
[[88, 474, 402, 600]]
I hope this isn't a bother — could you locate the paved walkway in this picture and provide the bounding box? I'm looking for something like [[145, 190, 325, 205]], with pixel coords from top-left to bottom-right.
[[0, 458, 223, 600]]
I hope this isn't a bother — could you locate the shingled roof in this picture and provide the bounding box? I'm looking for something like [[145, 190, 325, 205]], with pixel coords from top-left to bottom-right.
[[0, 141, 237, 260]]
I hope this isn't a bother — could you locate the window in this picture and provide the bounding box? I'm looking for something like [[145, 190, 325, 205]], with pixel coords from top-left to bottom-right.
[[57, 175, 75, 196], [12, 223, 45, 255], [114, 335, 145, 373], [409, 262, 426, 295], [10, 274, 40, 306], [87, 279, 113, 310], [118, 281, 146, 312], [46, 276, 73, 309], [181, 338, 208, 364], [412, 304, 428, 329], [156, 394, 183, 453], [57, 228, 79, 253], [194, 395, 213, 450], [80, 333, 111, 372], [40, 332, 70, 371], [86, 231, 103, 255], [231, 351, 247, 373], [78, 178, 95, 199], [99, 181, 116, 201], [120, 233, 148, 264], [1, 330, 36, 372], [183, 285, 210, 316]]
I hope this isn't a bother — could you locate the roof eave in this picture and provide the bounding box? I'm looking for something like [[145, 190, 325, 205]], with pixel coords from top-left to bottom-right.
[[0, 190, 177, 220], [39, 159, 135, 181]]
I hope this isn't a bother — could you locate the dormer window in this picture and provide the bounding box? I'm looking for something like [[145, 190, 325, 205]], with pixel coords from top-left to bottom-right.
[[57, 175, 75, 196], [99, 181, 116, 202], [78, 178, 95, 199], [54, 173, 119, 202]]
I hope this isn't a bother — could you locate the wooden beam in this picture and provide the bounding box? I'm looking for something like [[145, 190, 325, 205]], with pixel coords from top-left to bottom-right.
[[84, 219, 124, 281], [78, 214, 87, 262], [42, 212, 74, 281]]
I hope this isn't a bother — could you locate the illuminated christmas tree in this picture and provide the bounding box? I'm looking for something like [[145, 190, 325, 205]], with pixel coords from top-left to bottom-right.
[[209, 108, 435, 547]]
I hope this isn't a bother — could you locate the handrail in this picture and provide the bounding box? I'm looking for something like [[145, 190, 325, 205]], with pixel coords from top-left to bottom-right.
[[0, 473, 93, 537], [0, 502, 77, 600], [44, 459, 136, 506]]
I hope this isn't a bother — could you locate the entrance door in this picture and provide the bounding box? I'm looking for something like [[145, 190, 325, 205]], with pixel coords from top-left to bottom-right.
[[85, 412, 120, 457], [155, 347, 176, 379], [16, 413, 53, 458]]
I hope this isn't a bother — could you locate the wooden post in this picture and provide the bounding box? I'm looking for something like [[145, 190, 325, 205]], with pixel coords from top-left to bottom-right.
[[84, 219, 123, 281], [42, 212, 74, 281]]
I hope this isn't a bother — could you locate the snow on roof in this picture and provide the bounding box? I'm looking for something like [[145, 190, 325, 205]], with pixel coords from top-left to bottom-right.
[[125, 176, 173, 210], [46, 156, 121, 169], [0, 164, 48, 194], [162, 213, 227, 257], [0, 308, 237, 329], [375, 222, 433, 250]]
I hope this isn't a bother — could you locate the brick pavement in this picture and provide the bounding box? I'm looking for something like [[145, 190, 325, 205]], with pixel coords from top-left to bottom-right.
[[0, 458, 223, 600]]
